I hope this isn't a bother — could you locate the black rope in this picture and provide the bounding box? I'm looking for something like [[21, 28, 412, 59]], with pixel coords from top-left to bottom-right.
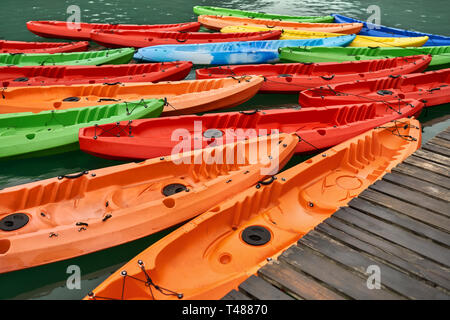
[[90, 100, 151, 139], [294, 133, 321, 151], [374, 119, 419, 141], [136, 260, 183, 299], [89, 260, 183, 300], [39, 57, 56, 66], [163, 97, 177, 111]]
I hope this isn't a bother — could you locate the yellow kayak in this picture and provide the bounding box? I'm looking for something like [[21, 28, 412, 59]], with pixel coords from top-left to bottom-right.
[[221, 26, 429, 47]]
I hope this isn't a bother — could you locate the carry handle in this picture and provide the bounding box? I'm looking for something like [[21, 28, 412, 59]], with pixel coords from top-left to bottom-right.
[[58, 171, 89, 180], [239, 109, 259, 115], [320, 75, 335, 81]]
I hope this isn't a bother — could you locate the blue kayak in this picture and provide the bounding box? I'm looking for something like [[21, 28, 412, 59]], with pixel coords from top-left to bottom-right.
[[332, 14, 450, 47], [133, 35, 355, 65]]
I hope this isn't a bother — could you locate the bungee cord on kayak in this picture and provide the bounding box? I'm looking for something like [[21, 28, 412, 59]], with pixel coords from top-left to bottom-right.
[[0, 1, 448, 303], [87, 260, 184, 300]]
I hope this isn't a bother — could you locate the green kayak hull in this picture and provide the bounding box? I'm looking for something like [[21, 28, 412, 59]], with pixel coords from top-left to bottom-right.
[[193, 6, 334, 23], [279, 46, 450, 70], [0, 99, 164, 160], [0, 48, 135, 67]]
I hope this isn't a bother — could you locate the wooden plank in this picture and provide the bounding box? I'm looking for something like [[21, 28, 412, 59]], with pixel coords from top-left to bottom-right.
[[316, 220, 450, 291], [334, 207, 450, 266], [422, 142, 450, 157], [222, 289, 252, 300], [280, 245, 403, 299], [392, 163, 450, 190], [436, 131, 450, 142], [359, 189, 450, 231], [258, 261, 346, 300], [349, 197, 450, 246], [300, 230, 449, 299], [382, 172, 450, 201], [238, 275, 294, 300], [403, 149, 450, 169], [369, 180, 449, 217], [429, 137, 450, 149], [404, 154, 450, 176]]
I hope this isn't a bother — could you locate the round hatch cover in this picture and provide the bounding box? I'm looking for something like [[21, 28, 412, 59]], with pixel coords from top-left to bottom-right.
[[203, 129, 223, 139], [0, 213, 29, 231], [162, 184, 187, 196], [242, 226, 271, 246]]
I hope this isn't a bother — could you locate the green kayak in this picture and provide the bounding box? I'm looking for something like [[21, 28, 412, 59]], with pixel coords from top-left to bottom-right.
[[0, 99, 164, 160], [193, 5, 334, 23], [0, 48, 135, 67], [279, 46, 450, 70]]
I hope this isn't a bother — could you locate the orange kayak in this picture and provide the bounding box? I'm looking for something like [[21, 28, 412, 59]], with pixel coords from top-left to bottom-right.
[[0, 76, 263, 116], [0, 133, 297, 274], [198, 15, 363, 34], [87, 118, 421, 300]]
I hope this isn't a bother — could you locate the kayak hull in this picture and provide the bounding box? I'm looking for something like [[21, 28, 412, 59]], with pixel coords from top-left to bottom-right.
[[221, 26, 429, 48], [0, 99, 164, 161], [26, 21, 201, 41], [90, 30, 282, 48], [193, 6, 334, 23], [79, 100, 424, 161], [0, 48, 135, 67], [299, 69, 450, 108], [195, 55, 431, 93], [133, 36, 355, 65], [279, 46, 450, 71], [0, 76, 264, 116], [0, 133, 297, 274], [0, 62, 193, 87], [198, 15, 363, 34], [86, 118, 421, 300], [0, 40, 89, 54], [332, 14, 450, 47]]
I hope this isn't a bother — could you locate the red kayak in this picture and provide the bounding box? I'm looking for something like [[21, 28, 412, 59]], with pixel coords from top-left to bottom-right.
[[90, 29, 282, 48], [0, 62, 192, 87], [0, 40, 89, 54], [299, 68, 450, 108], [196, 55, 431, 93], [26, 21, 201, 41], [79, 99, 423, 161]]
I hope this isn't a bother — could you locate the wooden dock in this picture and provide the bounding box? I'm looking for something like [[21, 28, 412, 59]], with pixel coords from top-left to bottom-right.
[[223, 126, 450, 300]]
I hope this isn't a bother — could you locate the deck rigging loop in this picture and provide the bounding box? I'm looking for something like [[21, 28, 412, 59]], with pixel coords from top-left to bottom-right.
[[239, 109, 259, 115], [38, 57, 56, 66], [256, 176, 277, 189], [375, 119, 419, 142], [57, 170, 89, 180]]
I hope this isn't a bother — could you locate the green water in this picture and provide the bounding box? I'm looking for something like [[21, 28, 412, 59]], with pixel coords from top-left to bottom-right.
[[0, 0, 449, 300]]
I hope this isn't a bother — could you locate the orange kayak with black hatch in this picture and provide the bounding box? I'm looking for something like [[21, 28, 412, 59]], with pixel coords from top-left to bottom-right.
[[86, 118, 421, 300], [0, 76, 263, 116], [0, 133, 297, 274]]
